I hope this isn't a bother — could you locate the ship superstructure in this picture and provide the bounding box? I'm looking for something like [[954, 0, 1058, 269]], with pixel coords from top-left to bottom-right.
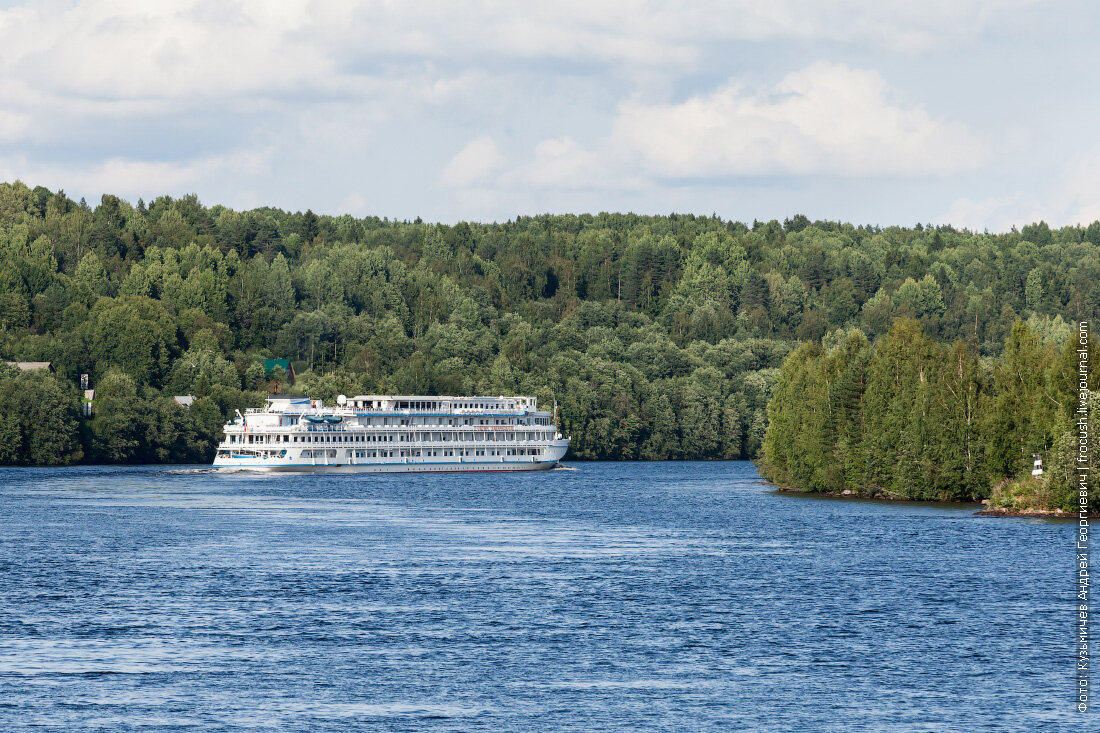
[[213, 395, 570, 472]]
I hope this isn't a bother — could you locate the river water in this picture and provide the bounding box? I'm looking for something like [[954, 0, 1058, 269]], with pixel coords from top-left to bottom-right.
[[0, 462, 1077, 731]]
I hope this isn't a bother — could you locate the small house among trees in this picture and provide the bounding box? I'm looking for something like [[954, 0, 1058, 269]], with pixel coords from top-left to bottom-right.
[[5, 361, 55, 373], [263, 359, 295, 385]]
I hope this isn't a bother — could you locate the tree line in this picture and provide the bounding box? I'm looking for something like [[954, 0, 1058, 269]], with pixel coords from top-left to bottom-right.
[[761, 318, 1098, 512], [0, 180, 1097, 467]]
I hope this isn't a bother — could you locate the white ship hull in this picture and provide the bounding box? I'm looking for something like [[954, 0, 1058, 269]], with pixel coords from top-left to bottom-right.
[[214, 458, 562, 473]]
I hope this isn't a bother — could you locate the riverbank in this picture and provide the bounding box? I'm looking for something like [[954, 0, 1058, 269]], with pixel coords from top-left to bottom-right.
[[766, 482, 1096, 518], [769, 484, 980, 506], [974, 506, 1080, 518]]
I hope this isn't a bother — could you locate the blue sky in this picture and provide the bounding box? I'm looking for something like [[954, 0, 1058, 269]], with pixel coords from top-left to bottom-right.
[[0, 1, 1097, 229]]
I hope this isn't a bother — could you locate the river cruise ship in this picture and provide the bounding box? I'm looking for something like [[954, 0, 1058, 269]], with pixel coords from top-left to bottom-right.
[[213, 394, 570, 472]]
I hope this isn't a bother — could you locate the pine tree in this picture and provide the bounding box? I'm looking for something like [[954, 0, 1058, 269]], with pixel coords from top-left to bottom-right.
[[862, 319, 939, 498]]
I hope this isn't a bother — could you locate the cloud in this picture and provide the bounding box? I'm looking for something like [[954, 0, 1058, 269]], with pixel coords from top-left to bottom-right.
[[0, 0, 1068, 224], [941, 193, 1041, 232], [0, 109, 31, 143], [1058, 143, 1100, 225], [504, 137, 642, 190], [439, 136, 507, 189], [461, 62, 989, 196], [0, 1, 1041, 107], [941, 144, 1100, 230], [337, 192, 370, 217], [0, 147, 273, 202], [0, 2, 1035, 159], [613, 62, 989, 178]]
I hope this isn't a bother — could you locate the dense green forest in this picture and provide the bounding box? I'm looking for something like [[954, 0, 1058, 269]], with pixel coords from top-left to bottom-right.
[[760, 319, 1097, 512], [0, 180, 1097, 475]]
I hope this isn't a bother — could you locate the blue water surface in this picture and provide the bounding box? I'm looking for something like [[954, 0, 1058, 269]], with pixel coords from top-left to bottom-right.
[[0, 462, 1078, 731]]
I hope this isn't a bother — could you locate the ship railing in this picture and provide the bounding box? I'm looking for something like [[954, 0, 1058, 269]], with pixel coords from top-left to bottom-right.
[[223, 422, 556, 433], [217, 437, 551, 449]]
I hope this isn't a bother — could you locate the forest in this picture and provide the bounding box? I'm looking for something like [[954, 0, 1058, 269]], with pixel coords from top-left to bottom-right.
[[0, 180, 1097, 487]]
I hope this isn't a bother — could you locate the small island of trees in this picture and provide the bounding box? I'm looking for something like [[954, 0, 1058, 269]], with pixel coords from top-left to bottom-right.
[[760, 318, 1097, 514]]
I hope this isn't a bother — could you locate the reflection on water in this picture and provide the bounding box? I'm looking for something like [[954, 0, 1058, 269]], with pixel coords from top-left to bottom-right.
[[0, 462, 1074, 731]]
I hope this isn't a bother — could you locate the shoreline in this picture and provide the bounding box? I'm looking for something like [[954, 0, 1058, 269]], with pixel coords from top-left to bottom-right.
[[769, 484, 979, 506], [767, 483, 1096, 519], [973, 507, 1089, 519]]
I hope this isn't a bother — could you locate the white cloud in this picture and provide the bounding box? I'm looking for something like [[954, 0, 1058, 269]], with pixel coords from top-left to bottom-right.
[[1058, 143, 1100, 225], [941, 193, 1041, 231], [439, 136, 507, 189], [463, 62, 988, 196], [0, 0, 1073, 224], [504, 137, 635, 190], [612, 62, 989, 178], [0, 109, 31, 143], [0, 147, 273, 202], [941, 144, 1100, 230], [0, 1, 1041, 107], [337, 192, 370, 216]]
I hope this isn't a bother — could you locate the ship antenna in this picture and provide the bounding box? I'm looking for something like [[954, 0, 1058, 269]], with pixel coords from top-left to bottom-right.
[[553, 398, 559, 424]]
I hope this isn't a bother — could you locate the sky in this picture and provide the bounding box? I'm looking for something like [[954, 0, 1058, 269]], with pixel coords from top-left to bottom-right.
[[0, 0, 1097, 229]]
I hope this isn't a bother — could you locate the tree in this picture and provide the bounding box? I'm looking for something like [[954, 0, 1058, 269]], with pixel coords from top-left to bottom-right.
[[984, 320, 1055, 479], [0, 365, 81, 465], [86, 295, 178, 386], [89, 370, 144, 462]]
